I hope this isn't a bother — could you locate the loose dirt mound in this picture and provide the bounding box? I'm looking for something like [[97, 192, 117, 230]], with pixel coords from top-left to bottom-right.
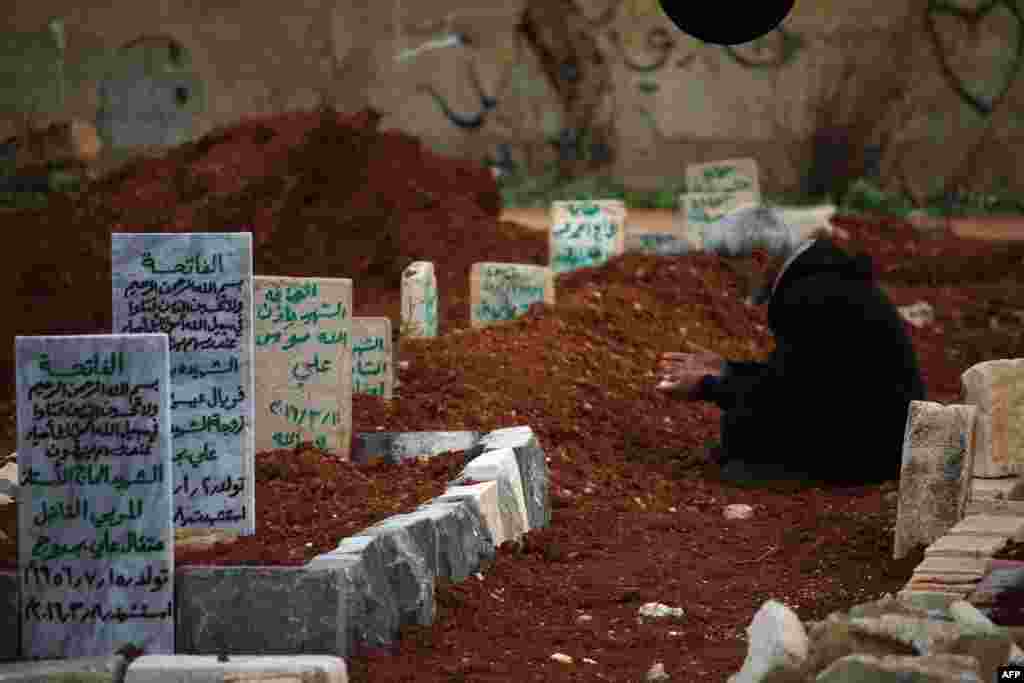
[[4, 106, 505, 391]]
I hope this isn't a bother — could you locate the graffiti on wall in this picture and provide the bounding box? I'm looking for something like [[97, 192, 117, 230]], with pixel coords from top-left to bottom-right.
[[924, 0, 1024, 116], [402, 0, 807, 171]]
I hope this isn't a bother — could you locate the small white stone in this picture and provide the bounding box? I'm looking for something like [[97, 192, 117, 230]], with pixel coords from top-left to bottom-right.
[[576, 614, 594, 624], [646, 661, 670, 681], [668, 506, 677, 513], [582, 657, 598, 665], [638, 603, 685, 620], [724, 504, 754, 520], [550, 653, 574, 664]]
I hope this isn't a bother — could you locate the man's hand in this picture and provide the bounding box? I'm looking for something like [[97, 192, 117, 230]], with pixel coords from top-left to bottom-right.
[[655, 351, 725, 401]]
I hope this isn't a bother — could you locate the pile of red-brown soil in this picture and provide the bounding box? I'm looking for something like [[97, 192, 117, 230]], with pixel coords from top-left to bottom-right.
[[2, 106, 1024, 680]]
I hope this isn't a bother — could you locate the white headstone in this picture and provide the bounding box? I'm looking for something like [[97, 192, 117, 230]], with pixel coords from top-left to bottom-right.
[[894, 401, 978, 560], [16, 334, 173, 658], [254, 277, 352, 459], [549, 200, 626, 274], [470, 262, 555, 328], [111, 233, 255, 535], [961, 358, 1024, 478], [686, 157, 761, 195], [351, 317, 393, 400], [401, 261, 438, 338]]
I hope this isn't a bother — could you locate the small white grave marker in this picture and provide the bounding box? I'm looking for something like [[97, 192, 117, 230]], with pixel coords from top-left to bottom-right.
[[351, 317, 393, 400], [685, 157, 761, 195], [401, 261, 438, 338], [254, 276, 352, 458], [470, 262, 555, 328], [111, 233, 255, 535], [16, 334, 173, 658], [549, 200, 626, 274]]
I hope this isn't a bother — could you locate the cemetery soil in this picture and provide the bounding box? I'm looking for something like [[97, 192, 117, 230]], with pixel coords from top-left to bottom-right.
[[0, 108, 1022, 678]]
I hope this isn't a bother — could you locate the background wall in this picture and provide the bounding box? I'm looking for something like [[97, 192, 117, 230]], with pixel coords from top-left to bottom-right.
[[2, 0, 1023, 198]]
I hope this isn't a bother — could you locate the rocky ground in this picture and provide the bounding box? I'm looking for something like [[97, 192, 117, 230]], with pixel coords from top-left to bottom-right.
[[1, 107, 1022, 680]]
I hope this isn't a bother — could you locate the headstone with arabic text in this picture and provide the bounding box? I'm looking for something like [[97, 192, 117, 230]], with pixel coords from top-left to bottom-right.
[[16, 334, 173, 658], [470, 263, 555, 328], [111, 233, 255, 536], [549, 200, 626, 274], [401, 262, 438, 338], [351, 317, 393, 400], [254, 277, 352, 459], [685, 158, 761, 196]]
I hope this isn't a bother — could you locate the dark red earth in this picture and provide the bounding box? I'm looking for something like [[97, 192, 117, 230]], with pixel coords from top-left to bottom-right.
[[1, 107, 1022, 680]]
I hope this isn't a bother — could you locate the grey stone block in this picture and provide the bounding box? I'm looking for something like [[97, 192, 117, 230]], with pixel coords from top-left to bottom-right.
[[306, 537, 403, 654], [175, 566, 346, 657], [125, 655, 347, 683], [467, 426, 550, 529], [352, 431, 480, 464], [414, 501, 495, 582], [0, 571, 18, 661], [337, 525, 435, 629], [0, 656, 124, 683]]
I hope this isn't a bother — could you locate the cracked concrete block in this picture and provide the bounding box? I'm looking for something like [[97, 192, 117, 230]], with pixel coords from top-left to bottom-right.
[[455, 446, 529, 540], [175, 566, 350, 658], [467, 426, 550, 530], [435, 481, 504, 547], [412, 501, 495, 583]]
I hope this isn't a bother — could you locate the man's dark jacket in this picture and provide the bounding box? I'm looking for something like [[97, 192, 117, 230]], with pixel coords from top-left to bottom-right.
[[695, 238, 926, 483]]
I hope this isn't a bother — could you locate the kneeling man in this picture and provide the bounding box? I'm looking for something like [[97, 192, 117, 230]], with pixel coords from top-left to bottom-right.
[[657, 226, 926, 484]]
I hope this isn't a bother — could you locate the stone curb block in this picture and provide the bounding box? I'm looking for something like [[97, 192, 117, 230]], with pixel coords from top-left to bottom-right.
[[125, 655, 347, 683], [3, 427, 548, 662], [0, 656, 128, 683], [465, 426, 551, 530], [434, 482, 506, 547], [453, 446, 530, 542]]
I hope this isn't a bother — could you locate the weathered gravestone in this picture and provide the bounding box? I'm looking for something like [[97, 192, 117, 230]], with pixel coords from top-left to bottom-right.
[[254, 277, 352, 459], [111, 233, 255, 536], [401, 262, 438, 338], [549, 200, 626, 274], [894, 401, 977, 560], [351, 317, 393, 400], [470, 262, 555, 328], [961, 358, 1024, 478], [686, 157, 761, 195], [16, 334, 173, 658]]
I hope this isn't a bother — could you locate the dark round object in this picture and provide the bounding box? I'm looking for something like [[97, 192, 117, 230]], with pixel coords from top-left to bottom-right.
[[657, 0, 795, 46]]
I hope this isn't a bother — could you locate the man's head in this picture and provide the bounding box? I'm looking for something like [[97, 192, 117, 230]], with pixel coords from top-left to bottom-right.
[[746, 225, 833, 306]]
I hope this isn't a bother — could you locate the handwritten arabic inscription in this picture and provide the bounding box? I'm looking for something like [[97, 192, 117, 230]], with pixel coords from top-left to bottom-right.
[[549, 200, 626, 275], [111, 233, 255, 535], [470, 262, 555, 328], [685, 158, 761, 196], [254, 276, 352, 459], [401, 261, 438, 338], [350, 317, 393, 400], [16, 334, 173, 658]]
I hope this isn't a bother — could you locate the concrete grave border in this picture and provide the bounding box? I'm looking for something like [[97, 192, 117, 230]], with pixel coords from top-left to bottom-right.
[[0, 426, 549, 661]]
